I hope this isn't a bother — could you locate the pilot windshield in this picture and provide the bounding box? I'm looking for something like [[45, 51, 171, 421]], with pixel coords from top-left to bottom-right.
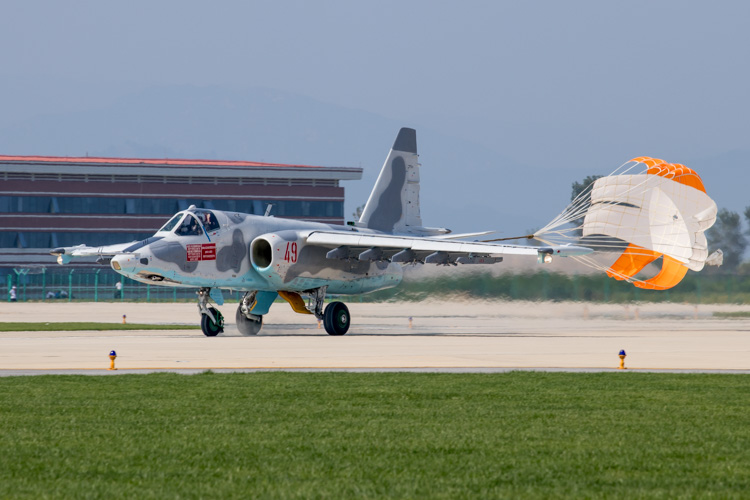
[[159, 213, 183, 233], [176, 214, 203, 237]]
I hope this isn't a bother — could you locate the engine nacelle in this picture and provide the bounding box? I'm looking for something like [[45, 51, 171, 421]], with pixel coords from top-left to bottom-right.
[[249, 230, 311, 288]]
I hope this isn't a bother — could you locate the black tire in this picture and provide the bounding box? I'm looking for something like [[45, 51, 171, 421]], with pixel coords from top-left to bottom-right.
[[236, 306, 263, 336], [201, 306, 224, 337], [323, 302, 350, 336]]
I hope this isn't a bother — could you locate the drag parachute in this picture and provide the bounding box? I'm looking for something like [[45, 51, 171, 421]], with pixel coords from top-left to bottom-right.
[[535, 157, 717, 290]]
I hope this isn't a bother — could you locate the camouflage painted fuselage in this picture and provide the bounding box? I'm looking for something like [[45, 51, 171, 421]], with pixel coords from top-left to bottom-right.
[[110, 209, 403, 295]]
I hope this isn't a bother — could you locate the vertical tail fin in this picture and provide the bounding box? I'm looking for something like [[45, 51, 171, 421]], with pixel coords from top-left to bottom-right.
[[358, 128, 423, 233]]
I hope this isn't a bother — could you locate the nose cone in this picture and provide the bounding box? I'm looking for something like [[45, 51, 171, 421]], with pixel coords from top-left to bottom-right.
[[111, 254, 138, 273]]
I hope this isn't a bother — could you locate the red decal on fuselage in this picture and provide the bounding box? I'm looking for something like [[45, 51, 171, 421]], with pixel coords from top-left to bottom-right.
[[202, 244, 216, 260], [187, 243, 216, 262]]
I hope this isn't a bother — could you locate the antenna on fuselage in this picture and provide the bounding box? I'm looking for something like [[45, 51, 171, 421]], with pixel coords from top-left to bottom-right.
[[264, 204, 274, 217]]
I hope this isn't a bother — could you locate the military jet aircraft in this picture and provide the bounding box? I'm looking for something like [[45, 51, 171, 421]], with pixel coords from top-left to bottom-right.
[[51, 128, 591, 336]]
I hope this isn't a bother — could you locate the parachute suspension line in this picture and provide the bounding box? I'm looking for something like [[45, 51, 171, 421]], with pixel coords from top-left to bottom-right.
[[553, 163, 643, 228], [570, 254, 637, 283], [480, 234, 535, 243], [480, 234, 558, 246], [535, 170, 606, 237]]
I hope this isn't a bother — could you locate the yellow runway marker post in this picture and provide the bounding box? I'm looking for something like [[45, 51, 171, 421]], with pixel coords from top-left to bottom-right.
[[108, 350, 117, 371], [618, 349, 627, 370]]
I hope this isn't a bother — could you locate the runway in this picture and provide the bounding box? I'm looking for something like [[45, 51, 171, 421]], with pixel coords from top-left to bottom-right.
[[1, 301, 749, 374]]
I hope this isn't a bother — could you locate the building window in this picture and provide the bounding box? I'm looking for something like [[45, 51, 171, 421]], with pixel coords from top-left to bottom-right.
[[0, 196, 54, 213]]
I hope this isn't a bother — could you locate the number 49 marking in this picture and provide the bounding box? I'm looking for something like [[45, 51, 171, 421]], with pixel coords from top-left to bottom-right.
[[283, 242, 298, 263]]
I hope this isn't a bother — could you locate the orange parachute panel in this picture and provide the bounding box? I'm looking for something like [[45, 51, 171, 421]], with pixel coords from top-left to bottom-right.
[[646, 161, 707, 194], [647, 163, 674, 179], [670, 163, 706, 193], [606, 243, 660, 280], [634, 256, 689, 290], [630, 156, 666, 167]]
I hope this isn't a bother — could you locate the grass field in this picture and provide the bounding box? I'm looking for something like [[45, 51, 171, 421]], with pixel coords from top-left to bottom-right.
[[0, 322, 200, 332], [713, 311, 750, 318], [0, 372, 748, 499]]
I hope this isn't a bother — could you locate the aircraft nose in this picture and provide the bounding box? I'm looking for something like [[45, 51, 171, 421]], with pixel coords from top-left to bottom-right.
[[111, 254, 137, 272]]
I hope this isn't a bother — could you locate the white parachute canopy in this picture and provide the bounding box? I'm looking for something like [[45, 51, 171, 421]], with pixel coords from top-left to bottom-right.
[[535, 157, 717, 290]]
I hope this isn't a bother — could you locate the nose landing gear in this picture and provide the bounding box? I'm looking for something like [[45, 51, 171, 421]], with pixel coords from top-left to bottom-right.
[[201, 306, 224, 336], [197, 288, 224, 336]]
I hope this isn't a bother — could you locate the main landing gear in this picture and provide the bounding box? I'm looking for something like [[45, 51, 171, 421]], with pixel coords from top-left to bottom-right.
[[236, 291, 263, 336], [197, 288, 224, 337], [197, 286, 351, 337], [304, 286, 350, 336], [322, 301, 350, 336]]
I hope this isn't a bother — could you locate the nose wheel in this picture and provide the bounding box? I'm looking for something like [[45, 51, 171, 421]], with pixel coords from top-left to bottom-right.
[[200, 306, 224, 336], [197, 288, 224, 336]]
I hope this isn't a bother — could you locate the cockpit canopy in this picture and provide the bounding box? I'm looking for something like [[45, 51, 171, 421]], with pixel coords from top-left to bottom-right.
[[158, 209, 220, 237]]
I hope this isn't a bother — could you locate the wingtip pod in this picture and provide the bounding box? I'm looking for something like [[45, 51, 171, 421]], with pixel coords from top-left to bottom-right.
[[50, 245, 81, 264], [537, 245, 594, 258], [595, 158, 716, 290], [56, 254, 72, 265]]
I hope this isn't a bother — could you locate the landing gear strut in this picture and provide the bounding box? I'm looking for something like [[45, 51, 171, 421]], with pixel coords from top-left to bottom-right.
[[236, 291, 263, 336], [197, 288, 224, 337], [304, 286, 350, 336]]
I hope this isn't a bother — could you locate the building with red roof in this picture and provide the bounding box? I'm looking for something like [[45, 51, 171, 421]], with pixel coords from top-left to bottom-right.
[[0, 154, 362, 268]]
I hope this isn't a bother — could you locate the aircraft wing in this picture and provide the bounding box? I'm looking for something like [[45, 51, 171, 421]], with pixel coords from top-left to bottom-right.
[[50, 240, 144, 264], [430, 231, 495, 240], [306, 230, 591, 264]]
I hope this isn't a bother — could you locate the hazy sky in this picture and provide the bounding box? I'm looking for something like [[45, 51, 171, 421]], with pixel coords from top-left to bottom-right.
[[1, 1, 748, 231]]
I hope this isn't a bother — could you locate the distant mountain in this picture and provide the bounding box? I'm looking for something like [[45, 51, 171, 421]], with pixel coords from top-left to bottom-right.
[[0, 84, 564, 234], [3, 83, 743, 236]]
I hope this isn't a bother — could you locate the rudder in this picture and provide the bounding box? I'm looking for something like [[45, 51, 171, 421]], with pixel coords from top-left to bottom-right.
[[358, 128, 422, 233]]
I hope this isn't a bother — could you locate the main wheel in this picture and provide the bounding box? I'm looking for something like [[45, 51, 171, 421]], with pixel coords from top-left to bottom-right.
[[323, 301, 350, 336], [201, 306, 224, 337], [236, 306, 263, 336]]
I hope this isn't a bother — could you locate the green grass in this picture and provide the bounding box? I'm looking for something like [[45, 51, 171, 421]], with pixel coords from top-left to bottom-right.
[[0, 372, 748, 499], [0, 322, 200, 332], [713, 311, 750, 318]]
